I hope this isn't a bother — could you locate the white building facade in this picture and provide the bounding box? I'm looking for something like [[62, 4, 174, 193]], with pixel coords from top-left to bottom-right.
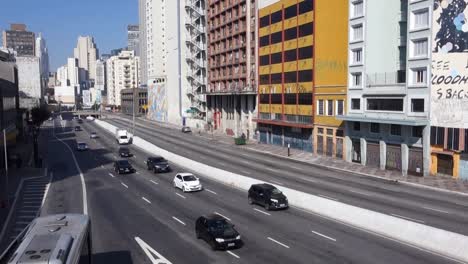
[[16, 56, 42, 108], [35, 33, 50, 96], [139, 0, 206, 127], [106, 50, 140, 106], [73, 36, 99, 81]]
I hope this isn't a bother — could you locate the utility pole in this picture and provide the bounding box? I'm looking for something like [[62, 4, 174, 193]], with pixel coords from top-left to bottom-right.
[[3, 129, 9, 207], [132, 90, 135, 137]]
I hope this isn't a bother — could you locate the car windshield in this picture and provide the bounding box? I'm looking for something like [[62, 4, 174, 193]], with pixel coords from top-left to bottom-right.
[[78, 143, 86, 147], [208, 219, 231, 232], [269, 188, 282, 195], [91, 132, 96, 135], [118, 160, 130, 166], [120, 148, 129, 152], [152, 157, 167, 162], [183, 175, 197, 181], [120, 136, 128, 139]]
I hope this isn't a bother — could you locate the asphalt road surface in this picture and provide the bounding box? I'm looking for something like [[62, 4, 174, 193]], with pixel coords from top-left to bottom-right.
[[34, 113, 462, 263]]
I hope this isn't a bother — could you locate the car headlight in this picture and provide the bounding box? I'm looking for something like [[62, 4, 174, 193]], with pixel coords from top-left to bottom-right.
[[236, 235, 241, 240], [270, 198, 279, 203], [215, 238, 225, 243]]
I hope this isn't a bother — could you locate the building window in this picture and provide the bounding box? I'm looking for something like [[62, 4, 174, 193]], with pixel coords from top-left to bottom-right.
[[370, 123, 380, 133], [352, 1, 364, 17], [298, 93, 313, 105], [412, 67, 427, 85], [298, 0, 314, 14], [284, 27, 297, 41], [271, 94, 282, 104], [351, 24, 363, 41], [390, 124, 402, 136], [412, 38, 428, 57], [367, 99, 404, 111], [318, 100, 324, 115], [327, 100, 333, 116], [285, 93, 297, 105], [284, 4, 298, 19], [259, 94, 269, 104], [298, 46, 313, 59], [411, 99, 425, 112], [298, 70, 313, 82], [298, 22, 314, 37], [412, 126, 423, 138], [352, 48, 362, 64], [284, 49, 297, 62], [351, 72, 362, 87], [270, 10, 282, 24], [351, 98, 360, 110], [336, 100, 344, 115], [353, 122, 361, 131], [412, 9, 429, 29]]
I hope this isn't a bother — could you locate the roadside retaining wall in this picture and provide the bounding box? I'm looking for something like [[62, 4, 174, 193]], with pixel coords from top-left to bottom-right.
[[95, 119, 468, 262]]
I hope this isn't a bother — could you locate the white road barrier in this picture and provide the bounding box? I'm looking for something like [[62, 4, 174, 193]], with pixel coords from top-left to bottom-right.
[[95, 119, 468, 262]]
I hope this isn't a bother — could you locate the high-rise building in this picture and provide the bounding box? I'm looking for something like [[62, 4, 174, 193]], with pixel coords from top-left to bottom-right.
[[95, 59, 106, 92], [73, 36, 99, 81], [106, 50, 140, 106], [339, 0, 430, 177], [138, 0, 148, 85], [2, 24, 35, 56], [206, 0, 257, 138], [35, 33, 49, 77], [127, 24, 140, 56], [139, 0, 207, 127], [255, 0, 347, 155], [56, 65, 68, 86], [67, 58, 80, 88]]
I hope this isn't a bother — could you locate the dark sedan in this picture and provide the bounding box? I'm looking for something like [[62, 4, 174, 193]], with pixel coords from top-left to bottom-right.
[[146, 156, 171, 173], [119, 147, 132, 157], [195, 214, 242, 250], [114, 160, 135, 174]]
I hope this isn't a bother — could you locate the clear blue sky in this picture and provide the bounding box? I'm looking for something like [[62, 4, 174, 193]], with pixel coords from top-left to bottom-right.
[[1, 0, 138, 71]]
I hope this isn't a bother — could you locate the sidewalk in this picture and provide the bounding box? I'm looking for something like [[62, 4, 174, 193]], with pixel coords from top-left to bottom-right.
[[111, 114, 468, 195]]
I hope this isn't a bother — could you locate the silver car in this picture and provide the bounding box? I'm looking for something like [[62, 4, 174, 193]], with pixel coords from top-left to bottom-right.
[[90, 132, 98, 139]]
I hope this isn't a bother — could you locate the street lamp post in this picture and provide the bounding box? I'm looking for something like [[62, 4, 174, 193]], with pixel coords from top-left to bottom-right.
[[132, 90, 135, 137]]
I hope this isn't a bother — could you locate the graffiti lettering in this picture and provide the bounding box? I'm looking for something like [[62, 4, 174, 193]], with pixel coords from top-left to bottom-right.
[[436, 88, 468, 100], [431, 75, 468, 85], [432, 60, 450, 70]]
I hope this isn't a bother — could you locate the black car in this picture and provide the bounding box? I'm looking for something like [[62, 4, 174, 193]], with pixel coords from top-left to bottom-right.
[[114, 160, 135, 174], [181, 126, 192, 133], [248, 183, 288, 210], [195, 214, 242, 250], [146, 156, 171, 173], [119, 147, 131, 157], [74, 126, 81, 131]]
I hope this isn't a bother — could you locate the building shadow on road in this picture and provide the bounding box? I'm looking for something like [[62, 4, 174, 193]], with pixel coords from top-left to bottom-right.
[[93, 250, 134, 264]]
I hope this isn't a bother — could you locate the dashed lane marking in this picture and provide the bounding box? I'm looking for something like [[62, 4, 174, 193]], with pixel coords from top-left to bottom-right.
[[142, 197, 151, 204], [267, 237, 290, 249], [311, 231, 337, 242], [226, 250, 240, 259], [150, 180, 159, 185], [175, 193, 186, 199], [214, 212, 231, 221], [172, 216, 186, 226], [205, 189, 217, 195], [253, 208, 271, 216]]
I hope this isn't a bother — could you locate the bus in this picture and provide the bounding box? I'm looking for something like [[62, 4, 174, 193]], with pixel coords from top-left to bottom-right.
[[0, 214, 92, 264]]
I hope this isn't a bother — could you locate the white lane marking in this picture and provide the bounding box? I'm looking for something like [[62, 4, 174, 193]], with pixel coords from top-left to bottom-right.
[[205, 189, 217, 195], [349, 189, 372, 197], [53, 123, 88, 215], [390, 213, 425, 224], [175, 193, 186, 199], [423, 206, 450, 214], [135, 236, 173, 264], [121, 182, 129, 188], [267, 237, 290, 249], [240, 170, 251, 175], [150, 180, 159, 185], [270, 180, 284, 186], [136, 172, 140, 175], [109, 173, 115, 178], [142, 197, 151, 204], [172, 216, 186, 226], [226, 250, 240, 259], [214, 212, 231, 221], [311, 231, 337, 242], [253, 208, 271, 216], [299, 177, 318, 183], [318, 194, 338, 201], [101, 165, 105, 169]]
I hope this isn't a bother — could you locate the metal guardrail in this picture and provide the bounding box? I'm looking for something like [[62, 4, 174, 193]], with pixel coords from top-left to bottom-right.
[[0, 223, 31, 263]]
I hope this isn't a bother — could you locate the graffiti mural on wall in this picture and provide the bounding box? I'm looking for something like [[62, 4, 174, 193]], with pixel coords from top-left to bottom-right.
[[432, 0, 468, 128], [147, 80, 168, 122]]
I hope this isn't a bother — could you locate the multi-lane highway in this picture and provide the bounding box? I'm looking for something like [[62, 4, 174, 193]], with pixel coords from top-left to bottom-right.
[[34, 113, 461, 263], [103, 115, 468, 237]]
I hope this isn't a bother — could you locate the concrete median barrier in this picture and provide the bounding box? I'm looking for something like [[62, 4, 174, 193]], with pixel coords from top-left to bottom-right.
[[95, 119, 468, 262]]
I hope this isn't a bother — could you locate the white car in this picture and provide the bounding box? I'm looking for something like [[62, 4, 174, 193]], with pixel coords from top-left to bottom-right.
[[173, 173, 203, 192], [86, 116, 95, 121], [90, 132, 98, 139]]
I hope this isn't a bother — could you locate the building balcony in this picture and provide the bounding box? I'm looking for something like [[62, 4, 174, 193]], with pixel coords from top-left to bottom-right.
[[364, 71, 407, 95]]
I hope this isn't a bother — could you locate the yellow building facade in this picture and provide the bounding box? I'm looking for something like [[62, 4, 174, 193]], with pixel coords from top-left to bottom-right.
[[256, 0, 348, 156]]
